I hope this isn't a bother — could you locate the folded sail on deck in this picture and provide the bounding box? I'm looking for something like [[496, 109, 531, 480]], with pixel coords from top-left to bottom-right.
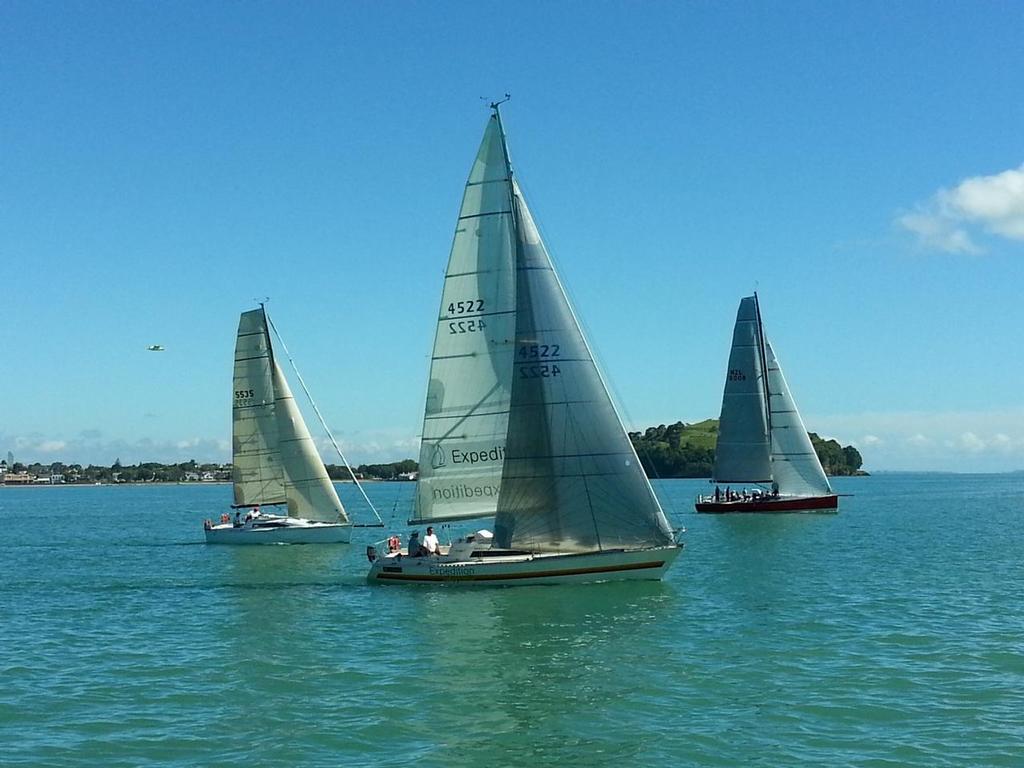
[[712, 296, 772, 484], [411, 114, 517, 524]]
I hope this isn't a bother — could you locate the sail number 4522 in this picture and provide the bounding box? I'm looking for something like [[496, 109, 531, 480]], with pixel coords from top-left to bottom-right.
[[518, 344, 561, 378], [447, 298, 486, 334]]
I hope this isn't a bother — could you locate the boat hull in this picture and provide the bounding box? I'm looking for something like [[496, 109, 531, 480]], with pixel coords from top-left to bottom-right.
[[204, 520, 352, 544], [367, 545, 682, 586], [695, 494, 838, 514]]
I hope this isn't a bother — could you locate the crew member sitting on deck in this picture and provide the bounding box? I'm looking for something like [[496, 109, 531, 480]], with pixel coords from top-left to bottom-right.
[[406, 530, 423, 557], [387, 535, 401, 553], [423, 526, 440, 556], [234, 511, 242, 528]]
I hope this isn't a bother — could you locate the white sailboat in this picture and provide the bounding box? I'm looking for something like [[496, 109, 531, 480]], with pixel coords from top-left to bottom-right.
[[204, 305, 377, 544], [696, 293, 838, 513], [367, 103, 682, 584]]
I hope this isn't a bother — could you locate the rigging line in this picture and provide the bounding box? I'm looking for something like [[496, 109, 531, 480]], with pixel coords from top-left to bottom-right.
[[430, 380, 504, 444], [264, 313, 383, 525]]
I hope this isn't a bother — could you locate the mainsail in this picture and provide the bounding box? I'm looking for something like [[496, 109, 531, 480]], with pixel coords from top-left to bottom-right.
[[411, 114, 517, 524], [491, 145, 674, 553], [231, 307, 348, 521], [232, 309, 286, 507], [765, 340, 833, 496], [712, 296, 772, 483]]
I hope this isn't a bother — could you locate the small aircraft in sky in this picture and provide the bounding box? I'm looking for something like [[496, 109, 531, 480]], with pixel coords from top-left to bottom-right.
[[146, 345, 165, 352]]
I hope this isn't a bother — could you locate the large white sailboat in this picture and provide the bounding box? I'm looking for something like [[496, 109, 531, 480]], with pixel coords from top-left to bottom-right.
[[367, 103, 682, 584], [204, 305, 378, 544], [696, 294, 838, 513]]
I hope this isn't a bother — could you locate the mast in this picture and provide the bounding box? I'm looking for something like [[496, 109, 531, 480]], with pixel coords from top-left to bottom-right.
[[752, 292, 772, 440]]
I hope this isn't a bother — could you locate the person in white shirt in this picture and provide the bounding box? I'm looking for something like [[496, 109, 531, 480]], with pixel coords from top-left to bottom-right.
[[423, 526, 441, 556]]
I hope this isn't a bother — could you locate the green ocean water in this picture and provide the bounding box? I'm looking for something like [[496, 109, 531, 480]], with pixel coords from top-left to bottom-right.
[[1, 474, 1021, 766]]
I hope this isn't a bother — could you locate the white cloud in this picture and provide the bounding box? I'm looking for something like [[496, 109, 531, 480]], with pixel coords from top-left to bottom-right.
[[959, 432, 986, 452], [808, 407, 1024, 472], [859, 434, 882, 447], [898, 163, 1024, 253]]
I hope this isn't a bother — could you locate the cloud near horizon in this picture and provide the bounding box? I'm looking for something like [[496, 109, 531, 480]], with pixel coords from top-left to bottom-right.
[[898, 163, 1024, 254], [1, 428, 420, 467], [810, 407, 1024, 472]]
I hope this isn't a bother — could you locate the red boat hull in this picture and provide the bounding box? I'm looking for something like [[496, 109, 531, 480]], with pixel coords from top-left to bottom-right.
[[695, 494, 839, 514]]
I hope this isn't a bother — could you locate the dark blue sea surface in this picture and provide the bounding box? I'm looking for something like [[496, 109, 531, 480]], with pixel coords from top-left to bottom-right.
[[1, 474, 1021, 766]]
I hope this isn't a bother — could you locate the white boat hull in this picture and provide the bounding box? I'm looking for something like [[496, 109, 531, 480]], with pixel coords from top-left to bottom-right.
[[367, 544, 682, 585], [204, 517, 352, 545]]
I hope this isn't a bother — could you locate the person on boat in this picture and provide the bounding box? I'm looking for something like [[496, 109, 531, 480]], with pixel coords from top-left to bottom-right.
[[406, 530, 423, 557], [423, 526, 440, 556], [771, 481, 779, 498], [233, 511, 242, 528], [714, 486, 721, 502], [387, 535, 401, 553]]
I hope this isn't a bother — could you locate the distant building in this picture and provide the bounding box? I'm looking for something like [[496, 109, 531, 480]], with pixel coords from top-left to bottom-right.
[[398, 471, 418, 481], [184, 471, 201, 482], [4, 472, 32, 485], [50, 474, 65, 484]]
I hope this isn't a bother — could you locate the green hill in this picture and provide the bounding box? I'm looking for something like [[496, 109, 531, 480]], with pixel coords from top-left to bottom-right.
[[629, 420, 863, 479]]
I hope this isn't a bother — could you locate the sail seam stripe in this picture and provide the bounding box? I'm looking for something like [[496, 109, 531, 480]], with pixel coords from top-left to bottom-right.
[[235, 355, 270, 363], [445, 269, 508, 278], [458, 210, 512, 220], [439, 310, 515, 320], [424, 409, 510, 420], [465, 178, 509, 187], [233, 403, 274, 410]]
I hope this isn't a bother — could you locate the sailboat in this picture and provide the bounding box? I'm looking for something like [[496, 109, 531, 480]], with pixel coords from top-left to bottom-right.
[[204, 305, 379, 543], [695, 293, 838, 513], [367, 103, 682, 584]]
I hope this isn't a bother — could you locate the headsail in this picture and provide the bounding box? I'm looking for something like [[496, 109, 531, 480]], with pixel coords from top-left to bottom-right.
[[272, 360, 350, 523], [411, 113, 517, 524], [712, 296, 772, 483], [492, 172, 674, 553], [231, 308, 286, 507], [765, 339, 833, 496]]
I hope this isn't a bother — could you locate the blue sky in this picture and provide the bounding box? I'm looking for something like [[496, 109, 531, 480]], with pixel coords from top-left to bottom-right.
[[3, 1, 1023, 472]]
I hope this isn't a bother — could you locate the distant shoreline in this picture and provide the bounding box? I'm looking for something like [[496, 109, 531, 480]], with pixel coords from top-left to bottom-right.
[[0, 478, 413, 489]]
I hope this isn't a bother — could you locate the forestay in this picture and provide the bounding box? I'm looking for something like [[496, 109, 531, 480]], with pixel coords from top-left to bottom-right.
[[712, 296, 772, 483], [272, 361, 349, 523], [232, 309, 286, 507], [492, 178, 674, 553], [765, 340, 833, 496], [412, 114, 517, 524]]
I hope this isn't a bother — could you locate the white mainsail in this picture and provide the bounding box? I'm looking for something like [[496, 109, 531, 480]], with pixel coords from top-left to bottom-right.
[[765, 339, 833, 496], [232, 309, 286, 507], [491, 153, 674, 553], [272, 360, 350, 523], [231, 307, 348, 521], [411, 114, 517, 524], [712, 296, 772, 484]]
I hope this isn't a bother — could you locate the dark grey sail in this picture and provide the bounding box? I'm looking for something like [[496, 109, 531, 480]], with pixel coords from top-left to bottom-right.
[[492, 171, 674, 553]]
